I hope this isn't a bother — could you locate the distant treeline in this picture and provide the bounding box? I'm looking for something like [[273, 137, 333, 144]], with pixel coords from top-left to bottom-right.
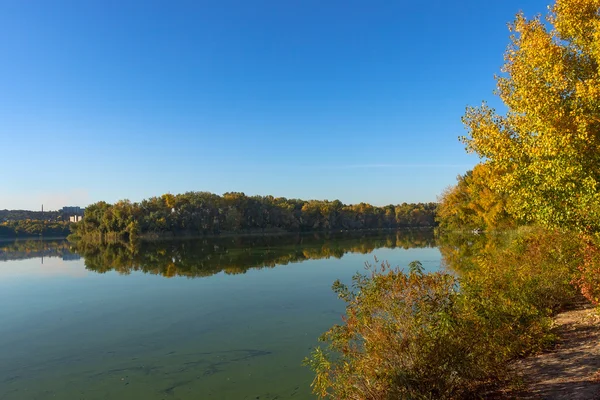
[[76, 230, 436, 279], [0, 220, 71, 238], [71, 192, 438, 241], [0, 209, 62, 222]]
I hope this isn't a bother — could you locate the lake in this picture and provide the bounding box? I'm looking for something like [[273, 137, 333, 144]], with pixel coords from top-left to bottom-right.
[[0, 230, 442, 399]]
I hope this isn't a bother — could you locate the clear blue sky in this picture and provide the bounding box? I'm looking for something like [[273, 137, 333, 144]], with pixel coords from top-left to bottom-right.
[[0, 0, 550, 210]]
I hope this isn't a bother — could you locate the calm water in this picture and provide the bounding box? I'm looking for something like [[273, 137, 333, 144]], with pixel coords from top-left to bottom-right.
[[0, 231, 441, 399]]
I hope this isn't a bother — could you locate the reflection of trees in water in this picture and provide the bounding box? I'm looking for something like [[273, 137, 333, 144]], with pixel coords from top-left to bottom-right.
[[0, 239, 78, 262], [0, 231, 510, 280], [0, 231, 511, 279], [437, 231, 513, 274], [76, 230, 436, 278]]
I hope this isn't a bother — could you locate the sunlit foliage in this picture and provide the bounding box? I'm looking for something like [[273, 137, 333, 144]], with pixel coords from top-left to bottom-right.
[[72, 192, 438, 242], [572, 235, 600, 305], [309, 1, 600, 396], [437, 164, 515, 231], [307, 228, 583, 399], [461, 0, 600, 231]]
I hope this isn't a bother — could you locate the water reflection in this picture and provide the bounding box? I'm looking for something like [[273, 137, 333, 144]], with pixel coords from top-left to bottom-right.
[[0, 230, 440, 400], [437, 231, 510, 273], [0, 239, 79, 262], [74, 230, 436, 278]]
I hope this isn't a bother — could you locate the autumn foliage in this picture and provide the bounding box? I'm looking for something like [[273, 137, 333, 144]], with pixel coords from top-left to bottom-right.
[[436, 164, 515, 231], [72, 192, 437, 242], [308, 0, 600, 397], [307, 228, 583, 399], [461, 0, 600, 231]]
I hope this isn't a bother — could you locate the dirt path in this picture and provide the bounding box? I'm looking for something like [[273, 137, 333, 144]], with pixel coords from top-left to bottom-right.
[[511, 302, 600, 399]]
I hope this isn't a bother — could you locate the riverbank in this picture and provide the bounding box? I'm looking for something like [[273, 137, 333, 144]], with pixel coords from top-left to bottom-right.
[[0, 235, 68, 244]]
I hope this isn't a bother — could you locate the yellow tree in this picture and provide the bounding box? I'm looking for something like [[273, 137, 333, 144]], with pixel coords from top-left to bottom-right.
[[437, 164, 514, 231], [437, 172, 482, 231], [468, 164, 515, 229], [461, 0, 600, 231]]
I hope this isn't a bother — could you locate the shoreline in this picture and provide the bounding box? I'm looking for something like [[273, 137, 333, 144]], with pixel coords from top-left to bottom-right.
[[0, 235, 69, 243], [68, 226, 437, 243]]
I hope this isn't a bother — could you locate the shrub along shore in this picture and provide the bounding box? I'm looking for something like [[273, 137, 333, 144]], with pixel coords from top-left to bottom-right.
[[307, 228, 593, 398], [307, 0, 600, 397]]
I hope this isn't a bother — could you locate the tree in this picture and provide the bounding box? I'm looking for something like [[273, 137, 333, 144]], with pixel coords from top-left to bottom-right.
[[461, 0, 600, 231], [437, 164, 515, 231], [437, 171, 483, 231], [72, 191, 439, 241]]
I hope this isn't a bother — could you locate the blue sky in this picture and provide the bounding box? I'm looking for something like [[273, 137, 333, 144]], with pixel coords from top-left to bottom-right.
[[0, 0, 550, 210]]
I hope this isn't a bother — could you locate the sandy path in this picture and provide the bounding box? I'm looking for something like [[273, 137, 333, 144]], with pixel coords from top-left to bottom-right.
[[512, 302, 600, 399]]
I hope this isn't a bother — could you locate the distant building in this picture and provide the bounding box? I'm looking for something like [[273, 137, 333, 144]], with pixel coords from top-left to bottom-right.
[[61, 206, 83, 215], [62, 206, 84, 223]]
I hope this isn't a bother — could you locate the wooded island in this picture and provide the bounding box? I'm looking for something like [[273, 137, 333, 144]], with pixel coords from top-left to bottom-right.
[[70, 192, 437, 242]]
